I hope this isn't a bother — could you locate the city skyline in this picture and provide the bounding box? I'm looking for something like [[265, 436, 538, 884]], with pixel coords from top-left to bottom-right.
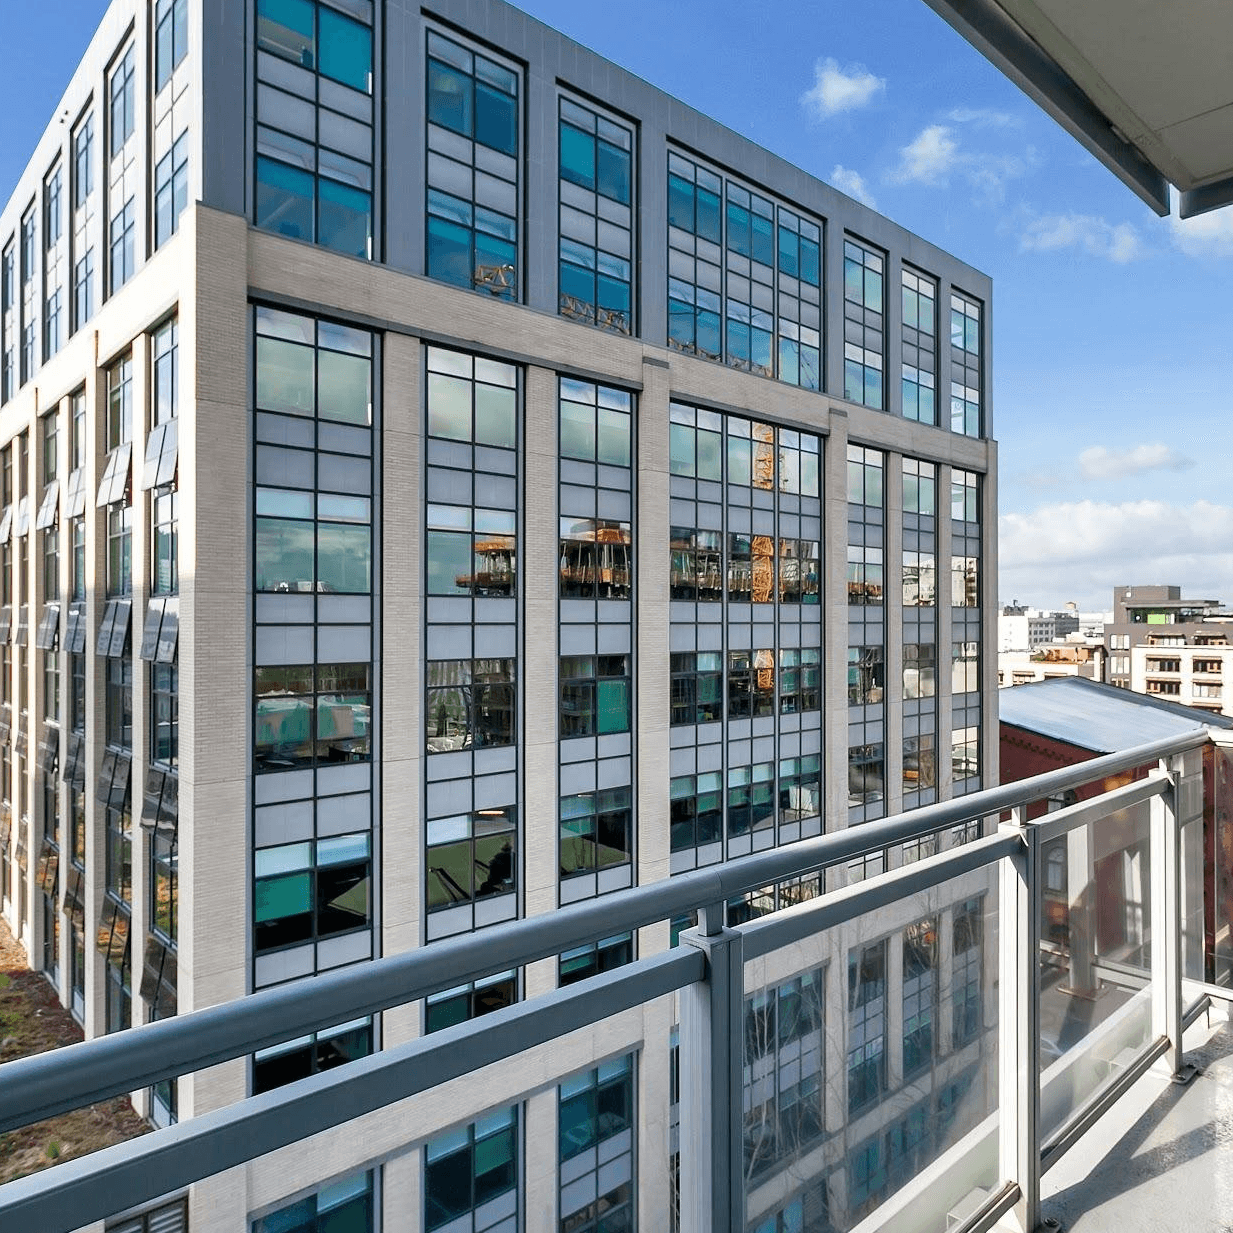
[[6, 0, 1225, 612]]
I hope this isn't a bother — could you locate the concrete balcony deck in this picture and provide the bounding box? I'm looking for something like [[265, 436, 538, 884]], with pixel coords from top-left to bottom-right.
[[1043, 1015, 1233, 1232]]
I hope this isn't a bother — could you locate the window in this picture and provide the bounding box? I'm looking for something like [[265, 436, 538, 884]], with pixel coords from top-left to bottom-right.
[[903, 643, 936, 699], [559, 932, 632, 986], [669, 652, 723, 725], [425, 1108, 518, 1233], [426, 970, 516, 1033], [951, 726, 979, 784], [107, 1196, 187, 1233], [105, 801, 133, 903], [901, 267, 937, 423], [106, 658, 133, 748], [950, 291, 982, 436], [255, 0, 374, 258], [425, 659, 514, 754], [848, 743, 884, 807], [154, 133, 189, 248], [559, 788, 632, 880], [425, 805, 516, 928], [726, 762, 774, 838], [951, 555, 978, 607], [106, 505, 132, 597], [559, 1057, 634, 1233], [152, 663, 178, 767], [903, 919, 937, 1078], [425, 29, 519, 297], [669, 528, 723, 601], [558, 97, 633, 333], [106, 353, 133, 449], [723, 182, 775, 375], [73, 250, 94, 329], [903, 734, 936, 795], [669, 772, 723, 852], [108, 198, 135, 293], [951, 471, 979, 525], [425, 347, 516, 445], [844, 239, 885, 408], [45, 165, 63, 249], [666, 152, 721, 358], [253, 1171, 374, 1233], [953, 898, 983, 1045], [254, 831, 370, 952], [155, 0, 189, 90], [726, 649, 775, 718], [847, 646, 884, 704], [668, 402, 722, 481], [152, 492, 178, 596], [255, 663, 370, 771], [776, 207, 822, 389], [848, 940, 886, 1113], [744, 968, 824, 1180], [952, 640, 978, 694], [73, 113, 94, 208], [109, 45, 136, 156], [253, 1019, 372, 1094], [560, 655, 630, 737]]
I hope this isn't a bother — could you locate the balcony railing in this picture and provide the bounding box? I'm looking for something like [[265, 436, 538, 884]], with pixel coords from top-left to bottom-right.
[[2, 728, 1232, 1232]]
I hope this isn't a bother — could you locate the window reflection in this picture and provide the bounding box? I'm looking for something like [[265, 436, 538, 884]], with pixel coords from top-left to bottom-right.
[[559, 787, 632, 877], [426, 807, 517, 912], [426, 658, 515, 753], [558, 519, 631, 599], [559, 655, 630, 738], [254, 663, 371, 770]]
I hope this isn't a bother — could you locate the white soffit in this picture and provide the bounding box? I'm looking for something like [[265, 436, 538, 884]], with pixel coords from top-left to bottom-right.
[[923, 0, 1233, 218]]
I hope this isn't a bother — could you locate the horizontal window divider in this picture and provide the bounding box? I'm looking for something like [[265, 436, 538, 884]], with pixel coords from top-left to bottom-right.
[[0, 948, 703, 1233]]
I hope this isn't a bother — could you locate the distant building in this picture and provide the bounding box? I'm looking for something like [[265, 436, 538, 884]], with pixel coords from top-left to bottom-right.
[[999, 604, 1079, 652], [1106, 585, 1233, 690], [998, 641, 1105, 688]]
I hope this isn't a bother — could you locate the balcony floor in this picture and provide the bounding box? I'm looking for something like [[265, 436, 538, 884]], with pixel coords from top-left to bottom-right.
[[1042, 1012, 1233, 1231]]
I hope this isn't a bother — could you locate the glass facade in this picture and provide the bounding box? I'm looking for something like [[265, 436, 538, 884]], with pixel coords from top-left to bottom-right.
[[843, 239, 884, 409], [425, 29, 519, 298], [558, 96, 633, 333], [255, 0, 375, 258], [425, 1107, 519, 1233], [950, 292, 982, 437], [251, 306, 377, 984], [559, 1056, 635, 1233], [901, 267, 936, 423]]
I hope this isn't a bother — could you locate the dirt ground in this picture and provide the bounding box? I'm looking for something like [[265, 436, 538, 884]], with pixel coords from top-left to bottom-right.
[[0, 917, 147, 1185]]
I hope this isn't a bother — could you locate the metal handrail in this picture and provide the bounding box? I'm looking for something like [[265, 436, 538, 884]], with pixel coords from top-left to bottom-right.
[[0, 728, 1204, 1136]]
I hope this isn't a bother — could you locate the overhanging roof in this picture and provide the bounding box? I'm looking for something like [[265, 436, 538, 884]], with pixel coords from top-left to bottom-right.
[[1000, 677, 1233, 754], [923, 0, 1233, 218]]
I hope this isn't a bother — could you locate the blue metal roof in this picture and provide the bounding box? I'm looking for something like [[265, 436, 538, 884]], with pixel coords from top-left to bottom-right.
[[999, 677, 1233, 754]]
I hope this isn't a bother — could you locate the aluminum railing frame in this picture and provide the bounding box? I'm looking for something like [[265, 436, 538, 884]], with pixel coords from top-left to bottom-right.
[[0, 726, 1211, 1233]]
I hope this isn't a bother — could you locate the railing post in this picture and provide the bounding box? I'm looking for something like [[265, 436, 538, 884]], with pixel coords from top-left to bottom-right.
[[679, 900, 744, 1233], [1151, 756, 1194, 1082], [998, 806, 1041, 1232]]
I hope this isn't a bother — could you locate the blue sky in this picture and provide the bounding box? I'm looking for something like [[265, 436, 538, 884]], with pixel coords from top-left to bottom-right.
[[3, 0, 1231, 611]]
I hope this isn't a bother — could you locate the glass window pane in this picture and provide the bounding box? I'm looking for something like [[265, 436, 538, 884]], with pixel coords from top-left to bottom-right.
[[596, 409, 629, 467], [475, 83, 517, 154], [475, 383, 516, 448], [256, 157, 315, 243], [318, 8, 371, 93], [560, 399, 594, 461], [427, 373, 471, 440], [597, 141, 630, 204], [426, 213, 472, 290], [427, 530, 472, 595], [428, 59, 471, 135], [560, 123, 594, 190], [318, 523, 370, 593], [256, 518, 314, 592], [317, 349, 371, 424], [318, 179, 371, 260], [256, 336, 315, 416], [596, 678, 629, 734]]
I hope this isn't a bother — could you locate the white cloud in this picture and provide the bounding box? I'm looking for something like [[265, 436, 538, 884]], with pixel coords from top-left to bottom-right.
[[1018, 212, 1144, 263], [945, 106, 1017, 127], [999, 499, 1233, 609], [1169, 207, 1233, 258], [800, 58, 885, 120], [892, 124, 960, 185], [1078, 443, 1193, 481], [830, 164, 876, 208], [889, 125, 1030, 202]]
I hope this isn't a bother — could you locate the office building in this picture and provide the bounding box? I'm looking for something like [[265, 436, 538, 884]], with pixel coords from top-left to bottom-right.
[[0, 1, 996, 1229]]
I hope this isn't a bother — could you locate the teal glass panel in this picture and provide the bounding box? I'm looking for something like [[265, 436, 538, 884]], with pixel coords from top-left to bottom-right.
[[560, 123, 594, 189], [727, 434, 751, 486], [559, 1090, 596, 1159], [864, 267, 883, 311], [318, 8, 371, 92], [596, 679, 630, 734], [317, 348, 370, 423], [560, 257, 594, 309], [597, 140, 630, 204], [696, 188, 721, 242], [427, 59, 471, 135], [257, 0, 314, 66], [474, 1125, 516, 1205], [475, 83, 517, 154], [669, 423, 694, 476], [844, 358, 862, 403], [667, 296, 693, 349], [966, 315, 980, 353], [426, 530, 472, 595], [779, 338, 799, 387], [667, 175, 693, 230], [255, 156, 314, 243], [752, 213, 774, 266], [426, 213, 471, 289], [844, 257, 863, 303], [318, 179, 371, 260], [727, 202, 750, 256], [697, 308, 720, 358], [474, 232, 516, 298], [800, 237, 820, 285], [255, 871, 311, 922], [778, 229, 798, 277]]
